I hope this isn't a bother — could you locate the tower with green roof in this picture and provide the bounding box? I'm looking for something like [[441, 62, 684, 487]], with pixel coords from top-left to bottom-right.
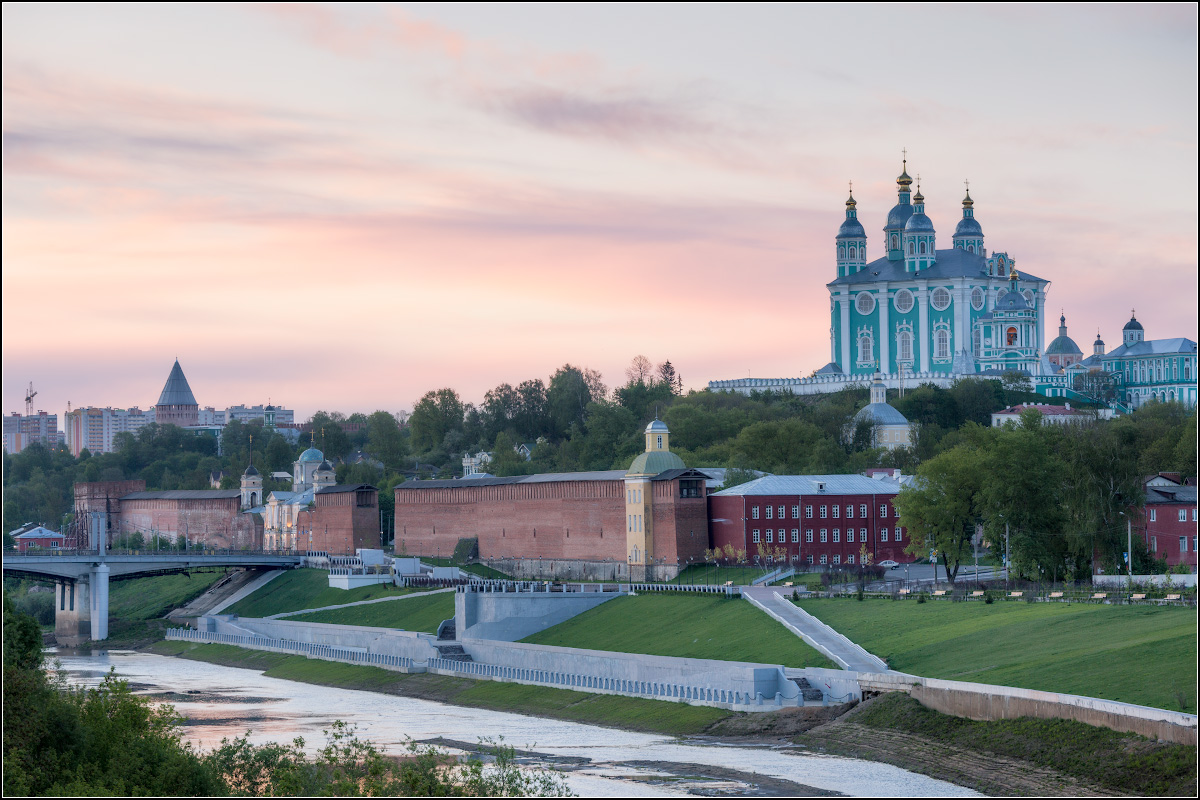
[[624, 419, 685, 578]]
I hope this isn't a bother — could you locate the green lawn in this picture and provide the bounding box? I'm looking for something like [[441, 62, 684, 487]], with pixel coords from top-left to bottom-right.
[[523, 594, 834, 668], [223, 568, 417, 617], [108, 570, 230, 620], [663, 564, 776, 585], [286, 591, 456, 633], [798, 598, 1198, 712]]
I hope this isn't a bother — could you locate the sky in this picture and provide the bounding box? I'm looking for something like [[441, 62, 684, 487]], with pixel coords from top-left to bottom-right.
[[3, 3, 1197, 419]]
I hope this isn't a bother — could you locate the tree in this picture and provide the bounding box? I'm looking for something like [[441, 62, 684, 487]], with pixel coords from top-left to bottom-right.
[[625, 354, 653, 385], [657, 360, 682, 395], [1000, 370, 1033, 394], [307, 411, 351, 460], [1072, 370, 1119, 406], [487, 432, 528, 477], [546, 364, 600, 439], [894, 444, 988, 585], [366, 411, 408, 470], [409, 389, 465, 455]]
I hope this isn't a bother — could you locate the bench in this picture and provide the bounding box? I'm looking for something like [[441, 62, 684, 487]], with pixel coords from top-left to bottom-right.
[[783, 582, 794, 587], [933, 590, 948, 596], [724, 581, 734, 587], [1049, 591, 1064, 598], [898, 589, 910, 595], [970, 590, 985, 597], [1166, 593, 1181, 601], [1009, 591, 1023, 597], [1131, 593, 1146, 600], [1091, 592, 1107, 600]]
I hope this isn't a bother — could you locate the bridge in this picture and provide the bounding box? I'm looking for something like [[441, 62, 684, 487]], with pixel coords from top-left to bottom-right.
[[3, 551, 302, 644]]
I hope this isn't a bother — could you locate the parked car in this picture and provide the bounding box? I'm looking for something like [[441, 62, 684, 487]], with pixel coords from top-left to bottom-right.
[[878, 559, 900, 569]]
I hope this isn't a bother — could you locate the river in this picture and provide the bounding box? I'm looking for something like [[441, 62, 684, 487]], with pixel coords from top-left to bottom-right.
[[56, 649, 977, 797]]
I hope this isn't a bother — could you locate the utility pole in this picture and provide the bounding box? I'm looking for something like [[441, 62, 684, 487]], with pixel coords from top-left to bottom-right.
[[1005, 522, 1010, 590], [1127, 516, 1133, 581]]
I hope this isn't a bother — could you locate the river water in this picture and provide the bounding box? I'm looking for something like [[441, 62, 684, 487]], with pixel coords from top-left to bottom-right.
[[56, 649, 976, 797]]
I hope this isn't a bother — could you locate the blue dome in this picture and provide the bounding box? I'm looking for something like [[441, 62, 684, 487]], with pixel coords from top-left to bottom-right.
[[995, 292, 1030, 311], [298, 447, 324, 463], [904, 212, 935, 233], [645, 419, 669, 434], [885, 203, 913, 231], [836, 218, 866, 239], [1123, 316, 1143, 332], [1046, 335, 1082, 356], [953, 217, 983, 237]]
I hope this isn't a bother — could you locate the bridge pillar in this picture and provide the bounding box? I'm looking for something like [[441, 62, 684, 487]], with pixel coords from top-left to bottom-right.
[[55, 578, 91, 646], [89, 564, 110, 641]]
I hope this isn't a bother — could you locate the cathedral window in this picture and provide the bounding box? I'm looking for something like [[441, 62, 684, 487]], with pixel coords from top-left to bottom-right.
[[855, 292, 875, 315], [849, 245, 857, 259], [931, 287, 951, 311], [859, 334, 874, 364], [838, 246, 845, 259], [1022, 289, 1034, 304], [891, 234, 899, 250], [1006, 326, 1018, 346], [919, 241, 927, 255], [971, 287, 984, 310], [897, 331, 914, 362], [908, 241, 915, 255], [967, 244, 975, 253], [935, 328, 950, 360], [973, 327, 982, 357], [894, 289, 914, 314]]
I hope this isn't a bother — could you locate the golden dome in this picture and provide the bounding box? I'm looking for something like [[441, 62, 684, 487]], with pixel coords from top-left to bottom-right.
[[897, 160, 913, 187], [962, 189, 974, 208]]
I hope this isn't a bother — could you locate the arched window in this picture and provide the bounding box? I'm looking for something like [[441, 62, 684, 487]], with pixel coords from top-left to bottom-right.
[[919, 241, 927, 255], [908, 241, 914, 255], [973, 327, 981, 357], [1006, 326, 1018, 346], [935, 329, 950, 359], [838, 246, 845, 259], [859, 334, 874, 363], [849, 245, 857, 259], [971, 287, 984, 310], [967, 244, 975, 253], [891, 234, 899, 250], [897, 331, 913, 362]]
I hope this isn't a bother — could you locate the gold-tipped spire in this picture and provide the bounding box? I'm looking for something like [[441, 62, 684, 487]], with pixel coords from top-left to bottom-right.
[[913, 175, 924, 204], [897, 148, 913, 188], [845, 180, 856, 209], [963, 178, 973, 208], [1009, 263, 1019, 281]]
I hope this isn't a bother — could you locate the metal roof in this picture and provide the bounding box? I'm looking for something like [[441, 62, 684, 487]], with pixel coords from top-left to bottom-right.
[[828, 247, 1046, 287], [712, 474, 901, 497], [122, 490, 241, 500], [316, 484, 377, 494], [14, 526, 64, 539], [854, 402, 910, 426], [1102, 338, 1197, 359], [156, 360, 198, 406], [1146, 486, 1197, 504]]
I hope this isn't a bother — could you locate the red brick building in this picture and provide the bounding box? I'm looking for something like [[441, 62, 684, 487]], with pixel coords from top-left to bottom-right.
[[73, 480, 262, 550], [708, 474, 913, 568], [394, 421, 710, 580], [306, 484, 381, 555], [1142, 482, 1197, 571]]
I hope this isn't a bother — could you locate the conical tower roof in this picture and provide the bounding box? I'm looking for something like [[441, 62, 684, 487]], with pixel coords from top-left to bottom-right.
[[156, 359, 198, 406]]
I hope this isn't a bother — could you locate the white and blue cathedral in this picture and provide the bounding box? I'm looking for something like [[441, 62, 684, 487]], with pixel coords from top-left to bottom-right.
[[708, 158, 1197, 410]]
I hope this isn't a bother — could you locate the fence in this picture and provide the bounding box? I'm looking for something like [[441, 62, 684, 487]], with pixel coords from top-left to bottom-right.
[[875, 586, 1195, 605], [167, 627, 802, 711], [752, 567, 795, 586], [625, 582, 741, 597]]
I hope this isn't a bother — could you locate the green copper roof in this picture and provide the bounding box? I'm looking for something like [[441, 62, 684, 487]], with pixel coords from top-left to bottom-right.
[[626, 450, 685, 477]]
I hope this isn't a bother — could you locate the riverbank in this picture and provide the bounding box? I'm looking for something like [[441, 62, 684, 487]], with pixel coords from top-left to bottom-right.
[[143, 639, 1197, 796]]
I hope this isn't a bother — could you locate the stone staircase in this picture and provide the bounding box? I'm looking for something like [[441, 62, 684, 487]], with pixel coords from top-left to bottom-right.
[[792, 676, 825, 702], [434, 643, 473, 662]]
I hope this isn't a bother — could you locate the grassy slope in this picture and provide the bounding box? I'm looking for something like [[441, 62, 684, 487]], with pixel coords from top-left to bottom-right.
[[286, 592, 455, 633], [847, 692, 1196, 797], [523, 594, 835, 668], [108, 570, 230, 620], [223, 568, 417, 617], [799, 598, 1197, 711], [148, 640, 731, 736]]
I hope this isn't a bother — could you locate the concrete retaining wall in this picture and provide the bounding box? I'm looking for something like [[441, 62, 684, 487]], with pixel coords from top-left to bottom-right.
[[856, 671, 1197, 745], [328, 572, 393, 590], [208, 616, 440, 662], [455, 587, 621, 641]]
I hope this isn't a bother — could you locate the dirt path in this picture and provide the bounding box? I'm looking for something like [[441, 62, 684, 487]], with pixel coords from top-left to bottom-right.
[[792, 697, 1123, 797]]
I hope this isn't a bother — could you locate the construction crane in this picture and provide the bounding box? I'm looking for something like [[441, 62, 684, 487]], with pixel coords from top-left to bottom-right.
[[25, 382, 37, 417]]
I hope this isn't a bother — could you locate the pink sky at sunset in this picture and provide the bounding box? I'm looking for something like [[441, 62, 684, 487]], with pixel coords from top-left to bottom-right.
[[3, 3, 1196, 420]]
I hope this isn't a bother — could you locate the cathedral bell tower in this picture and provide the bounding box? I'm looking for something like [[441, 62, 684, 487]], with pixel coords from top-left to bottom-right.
[[835, 184, 867, 277]]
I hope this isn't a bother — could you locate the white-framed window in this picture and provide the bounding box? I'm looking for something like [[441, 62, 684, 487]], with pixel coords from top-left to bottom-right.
[[1151, 536, 1157, 552], [1150, 509, 1156, 522], [766, 530, 773, 543], [846, 504, 854, 519], [859, 333, 874, 363], [752, 530, 761, 543], [778, 505, 785, 518], [807, 554, 815, 565], [752, 506, 760, 519], [895, 289, 915, 314], [890, 234, 899, 250], [967, 244, 975, 254], [973, 327, 982, 357], [1022, 289, 1034, 304], [1180, 510, 1188, 522], [880, 505, 888, 517], [856, 292, 876, 315], [820, 506, 827, 519], [833, 554, 841, 565], [861, 527, 868, 541], [860, 504, 868, 517], [792, 529, 799, 543], [971, 287, 984, 310], [820, 529, 828, 543], [766, 506, 773, 519], [820, 554, 828, 564], [805, 505, 813, 518], [908, 241, 915, 256], [838, 245, 846, 259], [931, 287, 951, 311], [848, 554, 856, 564], [935, 328, 951, 360], [1193, 509, 1197, 521], [897, 330, 914, 362], [792, 505, 800, 518], [806, 530, 814, 543], [847, 529, 855, 543], [833, 505, 840, 519], [881, 528, 889, 542], [895, 527, 902, 541], [1181, 536, 1188, 553], [833, 529, 840, 543], [849, 245, 857, 259]]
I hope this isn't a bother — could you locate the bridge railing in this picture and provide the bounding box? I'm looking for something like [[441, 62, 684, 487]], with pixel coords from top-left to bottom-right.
[[5, 549, 302, 559]]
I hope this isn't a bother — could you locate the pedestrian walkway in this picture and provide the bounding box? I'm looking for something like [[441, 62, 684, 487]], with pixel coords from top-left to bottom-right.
[[742, 586, 889, 673], [268, 587, 455, 619], [207, 569, 284, 615]]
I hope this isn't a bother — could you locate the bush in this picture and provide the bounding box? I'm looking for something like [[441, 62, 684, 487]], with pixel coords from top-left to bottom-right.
[[916, 593, 927, 604]]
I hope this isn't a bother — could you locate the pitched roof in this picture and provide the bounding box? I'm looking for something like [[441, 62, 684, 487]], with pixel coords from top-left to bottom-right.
[[121, 489, 241, 500], [827, 247, 1047, 287], [156, 360, 198, 406], [712, 474, 901, 497], [1146, 486, 1197, 504], [14, 525, 64, 539], [1102, 338, 1197, 359]]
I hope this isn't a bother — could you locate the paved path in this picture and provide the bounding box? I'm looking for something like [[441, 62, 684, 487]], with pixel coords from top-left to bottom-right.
[[268, 587, 455, 619], [208, 570, 284, 615], [742, 586, 889, 673]]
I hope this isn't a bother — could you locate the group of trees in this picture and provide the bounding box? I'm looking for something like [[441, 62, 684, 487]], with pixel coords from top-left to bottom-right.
[[2, 596, 572, 796], [894, 402, 1196, 584]]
